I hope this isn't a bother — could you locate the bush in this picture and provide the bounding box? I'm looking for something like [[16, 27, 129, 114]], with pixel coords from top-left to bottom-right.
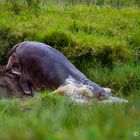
[[128, 31, 140, 48], [5, 0, 23, 14], [94, 42, 133, 67], [43, 31, 76, 52], [0, 27, 34, 64], [43, 30, 133, 68], [0, 27, 23, 64], [43, 31, 95, 66], [69, 22, 117, 38], [25, 0, 41, 17]]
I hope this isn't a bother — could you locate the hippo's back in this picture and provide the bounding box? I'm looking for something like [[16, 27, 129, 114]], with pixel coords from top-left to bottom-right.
[[15, 41, 86, 88]]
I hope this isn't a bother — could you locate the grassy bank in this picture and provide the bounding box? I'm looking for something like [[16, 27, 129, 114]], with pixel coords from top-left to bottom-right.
[[0, 2, 140, 65], [0, 1, 140, 139], [0, 1, 140, 95]]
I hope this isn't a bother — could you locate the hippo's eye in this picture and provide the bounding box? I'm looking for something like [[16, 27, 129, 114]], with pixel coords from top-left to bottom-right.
[[12, 54, 16, 59]]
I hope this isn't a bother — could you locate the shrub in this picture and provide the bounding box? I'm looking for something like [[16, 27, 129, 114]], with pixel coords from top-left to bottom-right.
[[69, 22, 117, 37], [43, 31, 95, 66], [44, 31, 76, 52], [69, 43, 94, 66], [0, 27, 15, 64], [94, 43, 132, 67], [128, 31, 140, 48], [0, 27, 23, 64], [5, 0, 23, 14], [86, 62, 140, 96], [25, 0, 41, 17]]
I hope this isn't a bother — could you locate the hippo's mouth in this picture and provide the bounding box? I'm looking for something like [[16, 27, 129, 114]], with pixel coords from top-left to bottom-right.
[[11, 69, 21, 76], [6, 67, 21, 77]]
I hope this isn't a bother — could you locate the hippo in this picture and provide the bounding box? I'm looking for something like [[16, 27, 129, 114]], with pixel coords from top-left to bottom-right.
[[6, 41, 111, 98]]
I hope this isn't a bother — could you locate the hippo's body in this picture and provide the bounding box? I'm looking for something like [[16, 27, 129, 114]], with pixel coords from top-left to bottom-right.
[[6, 41, 109, 97]]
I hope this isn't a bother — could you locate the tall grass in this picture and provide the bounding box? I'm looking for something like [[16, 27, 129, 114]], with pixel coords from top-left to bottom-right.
[[28, 0, 140, 7], [0, 1, 140, 139], [0, 92, 139, 140], [1, 0, 140, 8], [0, 1, 140, 94], [0, 2, 139, 64]]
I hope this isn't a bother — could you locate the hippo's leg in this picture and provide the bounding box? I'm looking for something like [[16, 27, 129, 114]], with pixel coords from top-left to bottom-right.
[[19, 72, 33, 96], [30, 86, 37, 96]]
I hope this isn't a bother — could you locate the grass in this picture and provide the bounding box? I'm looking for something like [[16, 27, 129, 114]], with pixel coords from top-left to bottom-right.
[[0, 1, 140, 140], [0, 2, 140, 64], [0, 92, 139, 140], [0, 61, 140, 140]]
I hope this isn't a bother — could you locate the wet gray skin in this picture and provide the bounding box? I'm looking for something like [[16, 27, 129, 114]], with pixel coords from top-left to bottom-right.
[[6, 41, 109, 97]]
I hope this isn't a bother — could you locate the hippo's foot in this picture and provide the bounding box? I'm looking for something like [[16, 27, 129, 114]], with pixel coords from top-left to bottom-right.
[[23, 89, 36, 97], [23, 90, 32, 95], [19, 75, 33, 96], [20, 83, 36, 97], [19, 83, 32, 96]]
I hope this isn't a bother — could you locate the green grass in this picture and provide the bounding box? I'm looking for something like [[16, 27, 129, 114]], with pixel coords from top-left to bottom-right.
[[0, 1, 140, 140], [0, 92, 139, 140], [0, 2, 140, 64], [0, 61, 140, 140]]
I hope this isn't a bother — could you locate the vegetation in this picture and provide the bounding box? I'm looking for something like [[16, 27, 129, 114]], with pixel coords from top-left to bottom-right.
[[0, 0, 140, 139], [0, 93, 139, 140]]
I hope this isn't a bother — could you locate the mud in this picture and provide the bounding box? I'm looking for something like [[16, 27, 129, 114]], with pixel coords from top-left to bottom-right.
[[0, 65, 31, 99]]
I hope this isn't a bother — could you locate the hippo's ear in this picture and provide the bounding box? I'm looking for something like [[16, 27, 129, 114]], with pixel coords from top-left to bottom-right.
[[8, 49, 15, 57], [8, 43, 20, 57], [8, 53, 16, 59]]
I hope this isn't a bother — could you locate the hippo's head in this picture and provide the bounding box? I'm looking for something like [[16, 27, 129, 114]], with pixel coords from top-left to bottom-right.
[[5, 43, 20, 72], [5, 53, 17, 72]]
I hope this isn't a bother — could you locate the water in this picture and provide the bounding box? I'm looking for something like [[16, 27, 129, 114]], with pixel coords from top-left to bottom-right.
[[10, 70, 128, 104], [55, 76, 128, 104]]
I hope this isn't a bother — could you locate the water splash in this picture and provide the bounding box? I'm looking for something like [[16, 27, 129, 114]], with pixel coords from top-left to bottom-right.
[[54, 76, 128, 104]]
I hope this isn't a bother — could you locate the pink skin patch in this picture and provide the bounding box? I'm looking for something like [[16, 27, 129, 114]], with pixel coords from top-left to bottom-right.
[[5, 54, 16, 71]]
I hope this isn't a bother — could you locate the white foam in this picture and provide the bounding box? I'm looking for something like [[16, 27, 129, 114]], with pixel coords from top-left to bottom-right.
[[54, 76, 128, 104], [101, 96, 128, 104]]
